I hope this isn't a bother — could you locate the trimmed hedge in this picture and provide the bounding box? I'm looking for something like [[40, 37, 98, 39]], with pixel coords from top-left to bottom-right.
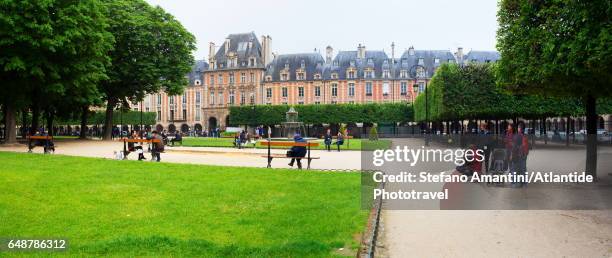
[[229, 103, 413, 126], [414, 63, 612, 121]]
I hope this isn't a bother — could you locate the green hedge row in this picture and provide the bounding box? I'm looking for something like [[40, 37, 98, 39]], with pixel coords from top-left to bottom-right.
[[229, 103, 413, 126], [414, 63, 612, 121]]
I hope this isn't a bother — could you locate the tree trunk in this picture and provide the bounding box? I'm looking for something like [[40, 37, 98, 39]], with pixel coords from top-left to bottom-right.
[[21, 110, 27, 138], [45, 110, 54, 136], [31, 103, 40, 135], [3, 102, 17, 144], [543, 117, 548, 145], [103, 99, 116, 140], [585, 95, 597, 180], [79, 105, 88, 139], [565, 116, 570, 147]]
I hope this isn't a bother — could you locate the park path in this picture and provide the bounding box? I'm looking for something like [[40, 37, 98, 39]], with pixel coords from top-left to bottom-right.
[[0, 139, 361, 170], [375, 138, 612, 257]]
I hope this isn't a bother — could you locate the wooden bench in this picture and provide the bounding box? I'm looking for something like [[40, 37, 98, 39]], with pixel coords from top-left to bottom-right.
[[27, 135, 54, 154], [260, 140, 320, 169], [119, 138, 161, 159]]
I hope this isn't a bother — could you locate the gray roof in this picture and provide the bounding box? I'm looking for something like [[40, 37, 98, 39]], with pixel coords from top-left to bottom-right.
[[398, 49, 456, 78], [265, 53, 325, 81], [325, 50, 390, 80], [464, 50, 500, 64], [214, 32, 263, 69], [188, 60, 208, 86]]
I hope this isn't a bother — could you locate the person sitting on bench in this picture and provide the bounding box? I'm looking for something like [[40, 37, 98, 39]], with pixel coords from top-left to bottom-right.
[[151, 131, 164, 162], [334, 132, 344, 152], [288, 133, 307, 169], [170, 133, 182, 146]]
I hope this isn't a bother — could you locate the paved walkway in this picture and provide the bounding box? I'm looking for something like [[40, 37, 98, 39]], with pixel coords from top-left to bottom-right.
[[375, 138, 612, 257], [0, 139, 361, 170]]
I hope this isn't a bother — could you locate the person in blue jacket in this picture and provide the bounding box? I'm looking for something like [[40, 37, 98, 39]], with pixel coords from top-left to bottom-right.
[[288, 133, 307, 169]]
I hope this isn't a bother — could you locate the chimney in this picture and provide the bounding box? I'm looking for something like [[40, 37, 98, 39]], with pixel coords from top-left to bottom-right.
[[208, 42, 216, 60], [408, 46, 415, 56], [224, 38, 230, 55], [357, 44, 366, 59], [391, 42, 396, 64], [325, 46, 333, 64], [456, 47, 464, 64], [261, 35, 273, 66]]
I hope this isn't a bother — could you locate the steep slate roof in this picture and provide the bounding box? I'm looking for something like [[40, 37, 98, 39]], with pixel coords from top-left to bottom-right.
[[214, 32, 263, 69], [265, 53, 325, 81], [464, 50, 500, 63], [325, 50, 390, 80], [188, 60, 208, 86], [398, 49, 456, 78]]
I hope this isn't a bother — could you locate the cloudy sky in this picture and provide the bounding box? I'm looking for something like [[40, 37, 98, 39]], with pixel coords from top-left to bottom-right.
[[145, 0, 499, 60]]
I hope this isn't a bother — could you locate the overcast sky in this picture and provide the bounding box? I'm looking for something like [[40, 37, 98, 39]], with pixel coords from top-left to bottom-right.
[[145, 0, 499, 60]]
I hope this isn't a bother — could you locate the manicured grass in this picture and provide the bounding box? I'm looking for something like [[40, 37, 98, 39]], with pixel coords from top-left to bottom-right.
[[0, 152, 371, 257], [181, 137, 391, 150]]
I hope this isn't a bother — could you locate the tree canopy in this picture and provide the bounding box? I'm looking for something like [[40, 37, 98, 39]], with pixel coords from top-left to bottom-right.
[[100, 0, 196, 139]]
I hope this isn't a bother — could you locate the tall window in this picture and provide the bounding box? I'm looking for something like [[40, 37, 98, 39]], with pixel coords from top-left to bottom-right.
[[282, 87, 288, 97], [195, 109, 201, 121], [400, 82, 407, 95], [250, 72, 254, 83], [229, 73, 235, 84], [331, 83, 338, 97], [348, 83, 355, 97], [314, 86, 321, 97], [218, 74, 223, 84], [218, 92, 224, 105], [229, 91, 235, 105], [266, 88, 272, 98], [169, 96, 174, 105], [156, 108, 161, 120], [366, 82, 373, 96], [418, 82, 425, 93], [250, 94, 255, 104], [182, 93, 186, 104], [195, 92, 201, 104], [182, 109, 187, 119], [157, 94, 162, 105], [298, 87, 304, 97], [210, 75, 214, 86], [383, 82, 390, 96], [240, 91, 246, 105], [210, 92, 215, 105], [240, 73, 246, 83]]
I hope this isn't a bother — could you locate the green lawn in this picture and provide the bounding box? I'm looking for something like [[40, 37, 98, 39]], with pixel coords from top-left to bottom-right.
[[181, 137, 391, 151], [0, 152, 371, 257]]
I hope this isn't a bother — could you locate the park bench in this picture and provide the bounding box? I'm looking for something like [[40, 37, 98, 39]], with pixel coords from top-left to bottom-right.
[[260, 140, 320, 169], [27, 135, 55, 154], [119, 138, 161, 160]]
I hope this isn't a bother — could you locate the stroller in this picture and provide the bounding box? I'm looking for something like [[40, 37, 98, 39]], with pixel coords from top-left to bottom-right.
[[487, 149, 507, 186]]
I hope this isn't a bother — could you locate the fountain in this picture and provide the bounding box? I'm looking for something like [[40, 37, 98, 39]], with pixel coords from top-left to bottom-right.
[[281, 107, 306, 139], [268, 107, 315, 141]]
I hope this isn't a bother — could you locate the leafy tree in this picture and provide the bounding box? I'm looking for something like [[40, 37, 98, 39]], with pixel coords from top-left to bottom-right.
[[497, 0, 612, 177], [100, 0, 195, 139], [0, 0, 112, 143]]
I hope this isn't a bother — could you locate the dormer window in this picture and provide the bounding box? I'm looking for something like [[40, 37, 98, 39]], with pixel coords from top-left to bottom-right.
[[349, 60, 355, 67], [434, 58, 440, 64], [265, 75, 272, 81], [418, 58, 424, 66], [367, 58, 373, 65], [401, 59, 408, 66], [300, 60, 305, 68], [347, 71, 355, 79], [416, 67, 426, 78], [383, 60, 389, 65], [400, 70, 408, 78], [331, 73, 338, 79], [333, 60, 339, 66], [297, 72, 305, 80], [383, 69, 390, 78], [314, 74, 321, 79], [250, 58, 255, 66], [284, 63, 289, 69], [365, 70, 374, 79], [281, 73, 288, 81]]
